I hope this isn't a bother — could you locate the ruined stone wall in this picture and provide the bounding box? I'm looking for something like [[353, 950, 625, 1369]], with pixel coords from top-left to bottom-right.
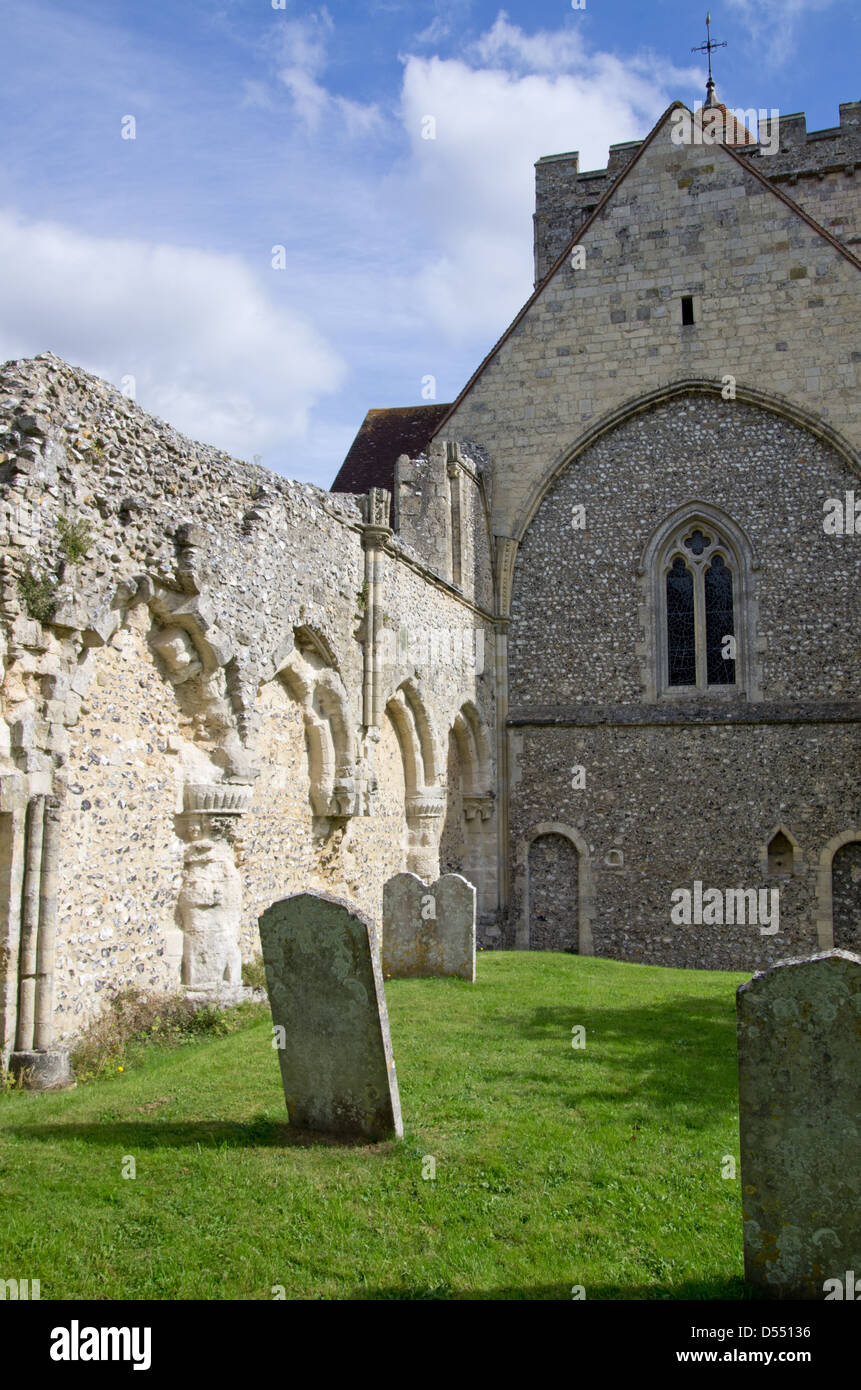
[[0, 352, 496, 1053]]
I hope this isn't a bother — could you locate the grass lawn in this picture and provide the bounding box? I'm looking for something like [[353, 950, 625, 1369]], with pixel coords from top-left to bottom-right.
[[0, 952, 752, 1300]]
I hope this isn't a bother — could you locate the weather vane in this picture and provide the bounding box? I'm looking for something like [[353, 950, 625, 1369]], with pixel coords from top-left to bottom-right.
[[691, 12, 727, 107]]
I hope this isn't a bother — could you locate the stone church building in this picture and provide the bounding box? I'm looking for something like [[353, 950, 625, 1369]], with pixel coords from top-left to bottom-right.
[[0, 96, 858, 1082]]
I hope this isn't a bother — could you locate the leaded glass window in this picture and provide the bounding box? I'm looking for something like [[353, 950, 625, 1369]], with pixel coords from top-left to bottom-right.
[[662, 525, 738, 693], [705, 555, 735, 684], [667, 557, 695, 685]]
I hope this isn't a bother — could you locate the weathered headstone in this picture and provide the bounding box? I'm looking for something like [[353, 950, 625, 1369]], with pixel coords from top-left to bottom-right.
[[259, 891, 402, 1140], [382, 872, 476, 981], [737, 949, 861, 1299]]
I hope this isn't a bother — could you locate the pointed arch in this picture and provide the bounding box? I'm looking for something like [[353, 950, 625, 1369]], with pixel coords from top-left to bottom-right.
[[638, 501, 761, 702], [498, 380, 860, 620], [759, 824, 803, 879], [444, 701, 497, 917]]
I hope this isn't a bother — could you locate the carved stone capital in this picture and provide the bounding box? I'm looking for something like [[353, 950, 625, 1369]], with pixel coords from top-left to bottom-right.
[[405, 791, 446, 822], [463, 794, 495, 823], [182, 782, 253, 815]]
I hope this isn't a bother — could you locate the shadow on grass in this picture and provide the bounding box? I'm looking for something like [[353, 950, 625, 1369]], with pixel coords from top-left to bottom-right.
[[488, 995, 739, 1127], [5, 1118, 398, 1152], [350, 1275, 755, 1300]]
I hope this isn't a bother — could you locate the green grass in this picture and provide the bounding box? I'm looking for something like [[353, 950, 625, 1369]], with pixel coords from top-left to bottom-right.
[[0, 953, 751, 1300]]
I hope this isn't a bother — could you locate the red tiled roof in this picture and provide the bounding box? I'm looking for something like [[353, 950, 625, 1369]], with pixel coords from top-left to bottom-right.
[[330, 404, 452, 496]]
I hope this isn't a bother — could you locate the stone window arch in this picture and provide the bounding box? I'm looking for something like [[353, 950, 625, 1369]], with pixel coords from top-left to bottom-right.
[[638, 503, 761, 701]]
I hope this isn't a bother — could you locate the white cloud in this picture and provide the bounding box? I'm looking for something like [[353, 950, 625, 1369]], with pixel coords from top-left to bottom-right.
[[468, 11, 588, 73], [398, 21, 700, 341], [725, 0, 838, 67], [275, 8, 383, 135], [0, 211, 346, 466]]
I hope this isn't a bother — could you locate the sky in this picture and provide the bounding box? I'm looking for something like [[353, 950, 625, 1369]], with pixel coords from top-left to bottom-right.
[[0, 0, 857, 487]]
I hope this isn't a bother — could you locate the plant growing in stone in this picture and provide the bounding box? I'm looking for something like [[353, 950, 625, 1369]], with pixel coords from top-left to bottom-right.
[[17, 562, 58, 624], [241, 953, 268, 992], [56, 512, 92, 563]]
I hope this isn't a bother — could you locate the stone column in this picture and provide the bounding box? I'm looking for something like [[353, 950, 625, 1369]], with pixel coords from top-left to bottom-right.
[[405, 791, 445, 882], [10, 794, 72, 1089], [0, 796, 26, 1066], [33, 795, 62, 1049], [463, 793, 496, 919], [494, 614, 511, 922], [361, 488, 392, 729], [14, 795, 44, 1053], [447, 449, 463, 588]]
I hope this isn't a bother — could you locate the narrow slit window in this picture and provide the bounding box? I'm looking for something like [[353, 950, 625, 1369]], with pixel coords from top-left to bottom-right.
[[681, 295, 695, 326]]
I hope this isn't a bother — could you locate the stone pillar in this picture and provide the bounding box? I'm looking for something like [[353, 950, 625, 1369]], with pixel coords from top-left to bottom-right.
[[494, 614, 511, 921], [10, 794, 72, 1089], [14, 795, 44, 1052], [405, 791, 445, 882], [737, 949, 861, 1299], [463, 793, 496, 919], [0, 798, 26, 1066], [33, 795, 62, 1048], [447, 448, 463, 588], [361, 488, 392, 729]]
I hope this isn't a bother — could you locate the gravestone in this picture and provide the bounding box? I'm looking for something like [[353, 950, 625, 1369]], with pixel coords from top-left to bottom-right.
[[382, 872, 476, 981], [258, 891, 402, 1140], [737, 949, 861, 1299]]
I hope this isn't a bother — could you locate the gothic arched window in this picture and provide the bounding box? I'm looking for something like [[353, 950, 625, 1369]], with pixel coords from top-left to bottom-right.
[[640, 504, 759, 702], [663, 525, 738, 692]]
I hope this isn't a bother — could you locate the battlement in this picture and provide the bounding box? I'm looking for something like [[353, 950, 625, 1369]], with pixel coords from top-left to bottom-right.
[[534, 100, 861, 283]]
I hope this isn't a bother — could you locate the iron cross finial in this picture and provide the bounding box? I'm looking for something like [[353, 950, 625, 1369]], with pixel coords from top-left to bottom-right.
[[691, 12, 727, 106]]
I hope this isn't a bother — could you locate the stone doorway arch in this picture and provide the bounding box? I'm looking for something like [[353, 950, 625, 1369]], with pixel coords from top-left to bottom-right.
[[516, 822, 594, 954], [816, 829, 861, 950]]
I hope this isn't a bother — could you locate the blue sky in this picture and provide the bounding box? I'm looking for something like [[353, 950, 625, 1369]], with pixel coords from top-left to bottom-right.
[[1, 0, 857, 486]]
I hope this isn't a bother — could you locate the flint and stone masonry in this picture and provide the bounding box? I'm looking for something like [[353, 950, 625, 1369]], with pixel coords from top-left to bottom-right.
[[259, 892, 402, 1140], [0, 94, 858, 1080], [737, 950, 861, 1299]]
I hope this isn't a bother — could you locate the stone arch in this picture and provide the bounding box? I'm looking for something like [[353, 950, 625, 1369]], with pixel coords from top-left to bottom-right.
[[269, 644, 357, 826], [516, 822, 594, 954], [760, 823, 803, 879], [441, 702, 496, 916], [816, 829, 861, 951], [638, 501, 761, 701], [384, 681, 443, 880], [498, 379, 861, 620]]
